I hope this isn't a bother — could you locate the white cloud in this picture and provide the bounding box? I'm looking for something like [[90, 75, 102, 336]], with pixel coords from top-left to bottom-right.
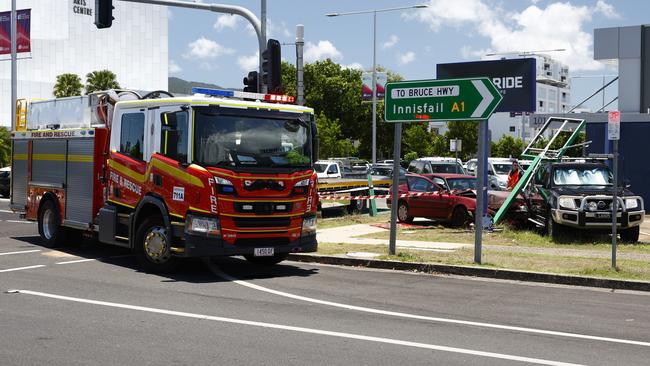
[[169, 60, 181, 73], [304, 40, 342, 62], [243, 19, 292, 39], [382, 35, 399, 49], [214, 14, 240, 31], [399, 51, 416, 65], [408, 0, 621, 71], [184, 37, 234, 59], [342, 62, 364, 71], [238, 52, 259, 71], [595, 0, 621, 19]]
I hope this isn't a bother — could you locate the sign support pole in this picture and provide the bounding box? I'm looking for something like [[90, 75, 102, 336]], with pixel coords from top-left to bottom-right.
[[474, 119, 488, 264], [11, 0, 17, 132], [389, 122, 402, 255], [611, 139, 618, 269]]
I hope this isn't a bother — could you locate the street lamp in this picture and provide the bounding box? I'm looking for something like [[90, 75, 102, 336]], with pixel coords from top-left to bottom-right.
[[326, 4, 428, 163]]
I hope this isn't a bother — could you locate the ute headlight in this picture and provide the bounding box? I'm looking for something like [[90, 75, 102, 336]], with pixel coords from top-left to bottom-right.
[[559, 197, 577, 210], [586, 202, 598, 212], [301, 215, 317, 236], [625, 198, 639, 210], [185, 215, 221, 237], [295, 178, 310, 187]]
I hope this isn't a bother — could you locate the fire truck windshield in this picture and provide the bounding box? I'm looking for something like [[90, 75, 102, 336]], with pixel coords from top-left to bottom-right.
[[193, 107, 312, 169]]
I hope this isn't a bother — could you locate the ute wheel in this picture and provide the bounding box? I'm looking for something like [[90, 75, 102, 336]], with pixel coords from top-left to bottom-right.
[[397, 201, 413, 223], [38, 200, 67, 248], [620, 226, 640, 244], [244, 253, 289, 266], [451, 206, 470, 228], [546, 217, 564, 242], [134, 216, 179, 273]]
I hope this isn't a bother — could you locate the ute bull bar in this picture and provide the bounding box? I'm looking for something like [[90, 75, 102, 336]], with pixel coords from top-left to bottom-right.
[[552, 195, 644, 229]]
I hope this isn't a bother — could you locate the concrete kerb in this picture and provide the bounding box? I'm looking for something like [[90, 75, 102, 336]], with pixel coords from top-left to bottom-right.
[[287, 253, 650, 292]]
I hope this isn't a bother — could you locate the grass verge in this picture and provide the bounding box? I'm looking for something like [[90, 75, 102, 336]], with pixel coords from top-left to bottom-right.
[[317, 243, 650, 281]]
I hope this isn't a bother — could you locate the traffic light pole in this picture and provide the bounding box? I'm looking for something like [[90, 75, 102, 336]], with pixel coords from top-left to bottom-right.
[[118, 0, 264, 90]]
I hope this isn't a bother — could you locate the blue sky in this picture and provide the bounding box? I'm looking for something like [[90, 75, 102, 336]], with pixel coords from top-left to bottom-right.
[[168, 0, 650, 111]]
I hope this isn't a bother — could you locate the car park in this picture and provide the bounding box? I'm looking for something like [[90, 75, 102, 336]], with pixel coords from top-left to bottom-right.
[[387, 173, 477, 227], [0, 166, 10, 197], [407, 157, 465, 175], [369, 163, 406, 180], [465, 158, 532, 190], [527, 160, 644, 242]]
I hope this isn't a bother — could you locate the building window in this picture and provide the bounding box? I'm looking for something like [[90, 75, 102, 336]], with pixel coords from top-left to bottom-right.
[[509, 126, 516, 132], [120, 113, 145, 160], [539, 101, 544, 107]]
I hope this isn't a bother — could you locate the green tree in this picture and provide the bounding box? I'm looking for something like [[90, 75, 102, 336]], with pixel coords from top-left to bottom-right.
[[403, 151, 419, 166], [402, 123, 432, 158], [53, 73, 83, 98], [315, 112, 356, 159], [85, 70, 120, 94], [0, 127, 11, 168], [444, 121, 479, 160], [493, 135, 524, 158]]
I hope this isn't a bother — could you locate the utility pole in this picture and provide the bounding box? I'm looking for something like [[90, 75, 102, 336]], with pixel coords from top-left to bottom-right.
[[295, 24, 305, 106], [260, 0, 267, 93], [11, 0, 17, 132]]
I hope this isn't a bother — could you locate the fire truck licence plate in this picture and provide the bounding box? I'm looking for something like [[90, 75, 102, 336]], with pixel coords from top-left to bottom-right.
[[254, 247, 274, 257]]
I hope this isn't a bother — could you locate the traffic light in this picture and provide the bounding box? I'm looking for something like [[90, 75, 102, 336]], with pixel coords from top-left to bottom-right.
[[243, 71, 258, 93], [261, 39, 282, 93], [95, 0, 115, 29]]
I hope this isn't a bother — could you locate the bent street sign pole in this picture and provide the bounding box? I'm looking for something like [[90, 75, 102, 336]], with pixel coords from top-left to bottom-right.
[[384, 77, 502, 122]]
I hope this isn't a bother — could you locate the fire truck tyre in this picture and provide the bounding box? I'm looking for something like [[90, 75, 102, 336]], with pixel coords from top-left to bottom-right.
[[244, 253, 289, 266], [620, 226, 640, 244], [546, 217, 565, 242], [451, 206, 470, 228], [38, 200, 67, 248], [134, 216, 179, 273], [397, 201, 413, 223]]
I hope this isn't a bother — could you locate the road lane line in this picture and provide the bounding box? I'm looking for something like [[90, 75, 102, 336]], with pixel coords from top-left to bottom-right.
[[0, 209, 14, 213], [0, 265, 46, 273], [0, 249, 41, 256], [6, 289, 583, 366], [6, 220, 34, 224], [56, 259, 96, 265], [206, 261, 650, 348]]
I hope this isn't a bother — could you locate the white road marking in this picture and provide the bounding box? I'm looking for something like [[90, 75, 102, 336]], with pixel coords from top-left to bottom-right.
[[0, 265, 46, 273], [0, 249, 41, 256], [6, 220, 34, 224], [56, 259, 96, 265], [0, 209, 14, 213], [7, 289, 583, 366], [206, 261, 650, 348]]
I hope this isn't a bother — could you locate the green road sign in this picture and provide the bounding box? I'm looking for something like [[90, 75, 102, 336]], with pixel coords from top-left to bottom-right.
[[384, 77, 503, 122]]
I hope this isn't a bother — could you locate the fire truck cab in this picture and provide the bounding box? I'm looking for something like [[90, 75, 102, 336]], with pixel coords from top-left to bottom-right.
[[11, 88, 319, 271]]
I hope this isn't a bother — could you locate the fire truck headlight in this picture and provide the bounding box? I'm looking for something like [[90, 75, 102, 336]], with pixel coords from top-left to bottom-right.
[[214, 176, 233, 186], [185, 215, 221, 237], [295, 178, 310, 187], [301, 215, 317, 236]]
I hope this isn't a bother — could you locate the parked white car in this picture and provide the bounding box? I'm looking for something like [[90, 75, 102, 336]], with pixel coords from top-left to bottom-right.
[[314, 160, 342, 179]]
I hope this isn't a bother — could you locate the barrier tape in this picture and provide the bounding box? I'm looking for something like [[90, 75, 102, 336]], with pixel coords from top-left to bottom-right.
[[318, 191, 457, 201]]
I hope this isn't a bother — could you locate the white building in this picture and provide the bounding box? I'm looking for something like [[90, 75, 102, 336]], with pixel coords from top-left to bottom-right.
[[490, 55, 571, 142], [0, 0, 168, 127]]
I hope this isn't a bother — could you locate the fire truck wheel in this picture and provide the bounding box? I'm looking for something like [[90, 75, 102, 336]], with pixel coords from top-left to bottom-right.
[[244, 253, 289, 266], [38, 200, 67, 248], [134, 216, 178, 272]]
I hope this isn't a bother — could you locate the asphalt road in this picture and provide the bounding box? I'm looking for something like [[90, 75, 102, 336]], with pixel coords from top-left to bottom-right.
[[1, 197, 650, 366]]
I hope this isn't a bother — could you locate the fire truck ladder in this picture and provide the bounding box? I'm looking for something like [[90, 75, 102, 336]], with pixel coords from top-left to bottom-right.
[[492, 117, 587, 225]]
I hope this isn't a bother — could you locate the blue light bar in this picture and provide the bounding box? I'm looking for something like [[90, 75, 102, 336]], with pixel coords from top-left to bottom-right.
[[191, 87, 235, 97]]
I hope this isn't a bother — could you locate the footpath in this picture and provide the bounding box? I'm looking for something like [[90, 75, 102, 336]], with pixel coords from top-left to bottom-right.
[[289, 220, 650, 292]]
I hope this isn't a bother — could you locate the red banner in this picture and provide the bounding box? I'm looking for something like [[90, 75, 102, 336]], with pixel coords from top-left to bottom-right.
[[0, 9, 31, 55]]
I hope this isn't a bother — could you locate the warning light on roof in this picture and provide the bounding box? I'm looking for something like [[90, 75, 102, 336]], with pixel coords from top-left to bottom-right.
[[191, 87, 295, 104]]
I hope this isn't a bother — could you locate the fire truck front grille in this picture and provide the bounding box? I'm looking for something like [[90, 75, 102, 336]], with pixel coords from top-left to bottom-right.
[[234, 202, 293, 214], [233, 217, 291, 228], [235, 238, 290, 247]]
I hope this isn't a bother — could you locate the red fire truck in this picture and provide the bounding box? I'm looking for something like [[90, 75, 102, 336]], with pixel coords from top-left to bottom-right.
[[10, 88, 319, 271]]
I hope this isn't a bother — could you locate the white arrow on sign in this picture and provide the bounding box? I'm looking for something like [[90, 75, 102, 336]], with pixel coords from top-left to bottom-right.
[[471, 80, 494, 118]]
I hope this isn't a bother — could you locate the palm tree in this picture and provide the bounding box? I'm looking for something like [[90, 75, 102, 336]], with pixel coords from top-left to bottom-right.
[[53, 73, 83, 98], [85, 70, 121, 94]]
